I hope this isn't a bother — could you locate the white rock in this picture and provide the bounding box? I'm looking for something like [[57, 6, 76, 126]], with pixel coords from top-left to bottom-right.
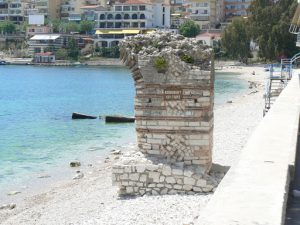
[[73, 173, 84, 180], [7, 191, 21, 196], [196, 179, 207, 187], [184, 177, 195, 186], [120, 174, 129, 180], [172, 168, 183, 176], [149, 172, 160, 182], [129, 173, 139, 181], [140, 174, 147, 182], [165, 177, 176, 184], [162, 166, 172, 176]]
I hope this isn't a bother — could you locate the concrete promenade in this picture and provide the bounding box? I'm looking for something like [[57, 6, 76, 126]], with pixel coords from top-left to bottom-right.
[[196, 73, 300, 225]]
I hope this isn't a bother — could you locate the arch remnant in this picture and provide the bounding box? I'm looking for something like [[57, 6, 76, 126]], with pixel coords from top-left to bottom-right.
[[112, 32, 225, 196]]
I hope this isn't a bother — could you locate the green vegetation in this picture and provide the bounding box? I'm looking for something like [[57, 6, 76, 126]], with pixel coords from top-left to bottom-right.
[[95, 46, 120, 58], [0, 21, 16, 34], [67, 38, 80, 60], [222, 18, 251, 64], [248, 0, 297, 60], [154, 56, 167, 73], [221, 0, 297, 62], [180, 53, 195, 64], [50, 20, 94, 34], [179, 20, 201, 38], [80, 21, 94, 34], [56, 48, 68, 60]]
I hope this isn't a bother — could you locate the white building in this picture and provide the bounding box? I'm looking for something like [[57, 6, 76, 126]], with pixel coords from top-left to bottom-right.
[[81, 0, 170, 47]]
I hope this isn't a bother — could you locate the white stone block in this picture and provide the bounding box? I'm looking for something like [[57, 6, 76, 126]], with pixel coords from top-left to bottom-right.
[[183, 185, 193, 191], [168, 189, 177, 195], [196, 179, 207, 187], [140, 174, 147, 182], [148, 183, 156, 188], [165, 184, 172, 189], [162, 166, 172, 176], [129, 173, 139, 181], [121, 181, 129, 186], [174, 185, 182, 190], [149, 172, 160, 182], [193, 187, 202, 192], [124, 166, 131, 173], [184, 170, 194, 177], [136, 165, 146, 173], [172, 168, 183, 176], [184, 177, 195, 185], [120, 174, 129, 180], [159, 176, 165, 182], [152, 190, 159, 195], [161, 188, 168, 195], [165, 177, 176, 184], [126, 187, 133, 193]]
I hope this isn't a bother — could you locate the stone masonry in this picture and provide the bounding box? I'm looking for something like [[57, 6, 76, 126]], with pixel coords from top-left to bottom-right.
[[112, 32, 224, 196]]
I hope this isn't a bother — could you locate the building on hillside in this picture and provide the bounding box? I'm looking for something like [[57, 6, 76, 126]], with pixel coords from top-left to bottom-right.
[[26, 25, 52, 37], [0, 0, 24, 23], [28, 33, 93, 54], [81, 0, 171, 47], [29, 34, 63, 54], [224, 0, 251, 21], [196, 30, 221, 46], [170, 0, 224, 29], [34, 0, 61, 20], [183, 0, 224, 29], [60, 0, 85, 21], [34, 52, 55, 63]]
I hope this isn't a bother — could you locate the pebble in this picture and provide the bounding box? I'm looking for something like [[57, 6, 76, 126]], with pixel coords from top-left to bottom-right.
[[38, 174, 51, 179], [0, 203, 16, 210], [7, 191, 21, 196], [73, 173, 84, 180], [70, 161, 81, 167]]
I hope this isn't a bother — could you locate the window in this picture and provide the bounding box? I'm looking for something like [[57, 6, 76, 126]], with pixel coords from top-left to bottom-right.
[[140, 13, 145, 19], [132, 14, 138, 19], [123, 6, 130, 11], [132, 5, 138, 10], [139, 5, 146, 10], [115, 6, 122, 11]]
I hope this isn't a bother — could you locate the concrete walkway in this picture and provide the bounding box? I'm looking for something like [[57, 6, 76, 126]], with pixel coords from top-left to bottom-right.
[[196, 74, 300, 225], [285, 128, 300, 225]]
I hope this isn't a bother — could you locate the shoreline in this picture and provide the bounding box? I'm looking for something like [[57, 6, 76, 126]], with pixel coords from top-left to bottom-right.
[[0, 65, 267, 225]]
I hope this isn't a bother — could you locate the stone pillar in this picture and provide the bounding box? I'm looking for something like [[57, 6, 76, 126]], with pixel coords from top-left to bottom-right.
[[112, 32, 221, 196]]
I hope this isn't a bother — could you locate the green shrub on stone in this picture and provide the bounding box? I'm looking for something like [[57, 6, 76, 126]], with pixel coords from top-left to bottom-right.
[[180, 54, 194, 64], [154, 56, 167, 73]]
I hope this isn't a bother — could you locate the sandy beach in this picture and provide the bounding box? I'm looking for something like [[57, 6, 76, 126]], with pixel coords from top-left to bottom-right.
[[0, 65, 267, 225]]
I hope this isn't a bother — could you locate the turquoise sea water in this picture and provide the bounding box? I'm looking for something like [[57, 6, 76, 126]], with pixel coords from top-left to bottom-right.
[[0, 66, 247, 196]]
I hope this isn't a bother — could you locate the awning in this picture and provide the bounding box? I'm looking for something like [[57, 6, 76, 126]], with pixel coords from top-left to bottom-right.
[[30, 34, 61, 40], [95, 29, 141, 35]]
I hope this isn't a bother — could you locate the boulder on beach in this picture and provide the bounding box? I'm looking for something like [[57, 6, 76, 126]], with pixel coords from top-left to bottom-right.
[[105, 116, 135, 123], [72, 112, 97, 120]]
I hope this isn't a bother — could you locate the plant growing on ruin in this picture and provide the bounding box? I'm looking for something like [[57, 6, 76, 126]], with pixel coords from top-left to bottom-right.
[[180, 53, 195, 64], [154, 56, 167, 73]]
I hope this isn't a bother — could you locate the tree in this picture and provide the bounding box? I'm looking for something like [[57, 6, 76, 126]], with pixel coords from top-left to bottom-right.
[[179, 20, 201, 37], [221, 18, 251, 64], [0, 21, 16, 34], [248, 0, 297, 60], [56, 48, 68, 60], [80, 20, 94, 34], [65, 22, 80, 34], [67, 38, 80, 60]]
